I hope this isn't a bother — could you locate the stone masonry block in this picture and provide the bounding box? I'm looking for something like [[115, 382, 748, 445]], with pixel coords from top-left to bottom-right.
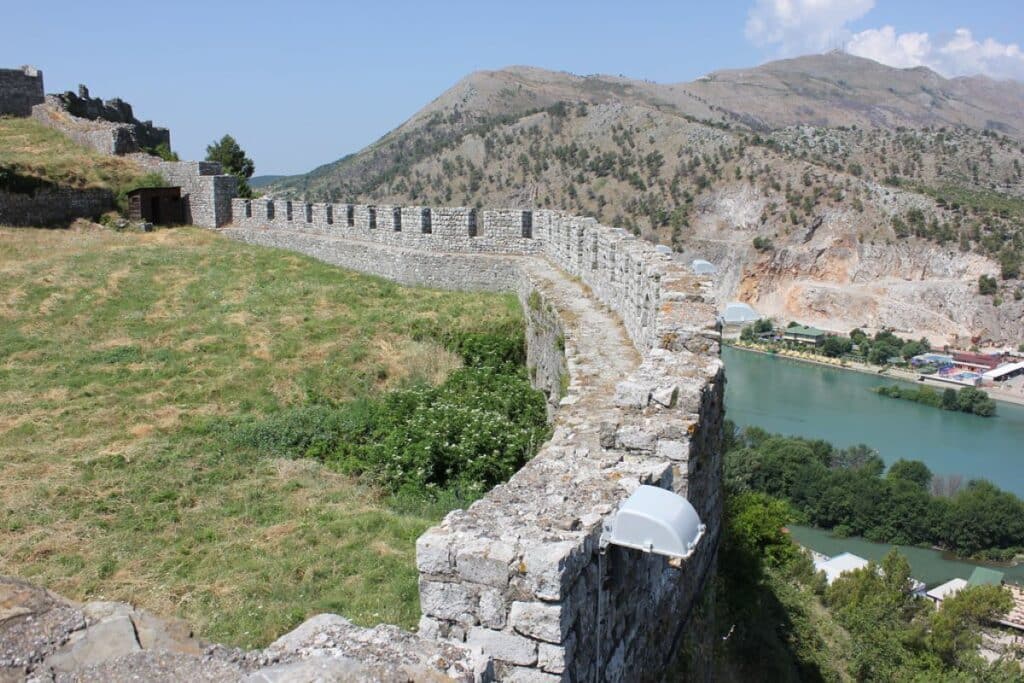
[[518, 540, 587, 601], [509, 601, 573, 644], [650, 384, 679, 408], [613, 381, 649, 408], [478, 589, 507, 629], [501, 665, 562, 682], [416, 529, 453, 575], [456, 539, 515, 587], [656, 439, 689, 462], [615, 425, 657, 452], [538, 631, 575, 674], [419, 580, 475, 621], [466, 627, 537, 666]]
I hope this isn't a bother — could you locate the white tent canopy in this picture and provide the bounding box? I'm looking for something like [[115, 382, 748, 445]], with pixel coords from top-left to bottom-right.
[[926, 578, 967, 603], [983, 361, 1024, 381], [814, 552, 869, 585], [691, 259, 717, 275], [721, 302, 759, 325]]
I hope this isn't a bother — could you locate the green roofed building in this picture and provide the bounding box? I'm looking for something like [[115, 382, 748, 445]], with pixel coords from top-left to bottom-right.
[[967, 566, 1004, 587], [783, 325, 827, 346]]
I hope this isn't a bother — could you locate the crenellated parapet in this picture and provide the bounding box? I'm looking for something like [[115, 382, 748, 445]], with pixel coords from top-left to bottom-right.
[[222, 202, 724, 681], [232, 198, 543, 255]]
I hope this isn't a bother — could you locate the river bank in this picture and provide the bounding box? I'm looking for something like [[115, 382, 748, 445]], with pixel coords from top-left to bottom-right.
[[789, 525, 1024, 588], [722, 345, 1024, 497], [727, 342, 1024, 408]]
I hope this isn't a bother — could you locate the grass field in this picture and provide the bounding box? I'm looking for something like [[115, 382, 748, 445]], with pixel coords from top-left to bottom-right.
[[0, 225, 524, 647], [0, 117, 148, 191]]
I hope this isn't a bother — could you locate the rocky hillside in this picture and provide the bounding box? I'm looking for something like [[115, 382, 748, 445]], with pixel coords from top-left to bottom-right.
[[267, 53, 1024, 346]]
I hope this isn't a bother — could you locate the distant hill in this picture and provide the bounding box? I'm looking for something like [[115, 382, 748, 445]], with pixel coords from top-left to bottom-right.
[[265, 52, 1024, 346], [249, 175, 286, 189]]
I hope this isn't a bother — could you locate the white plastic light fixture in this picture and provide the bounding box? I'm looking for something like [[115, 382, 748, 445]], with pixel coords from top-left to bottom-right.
[[601, 485, 705, 560]]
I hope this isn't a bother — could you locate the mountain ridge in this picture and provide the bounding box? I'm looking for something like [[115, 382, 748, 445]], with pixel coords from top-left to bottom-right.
[[265, 52, 1024, 346]]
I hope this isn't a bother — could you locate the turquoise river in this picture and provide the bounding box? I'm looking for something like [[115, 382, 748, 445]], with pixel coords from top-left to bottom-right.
[[722, 345, 1024, 585]]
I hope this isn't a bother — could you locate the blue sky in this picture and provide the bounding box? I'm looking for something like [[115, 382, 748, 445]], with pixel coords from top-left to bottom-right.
[[2, 1, 1021, 175]]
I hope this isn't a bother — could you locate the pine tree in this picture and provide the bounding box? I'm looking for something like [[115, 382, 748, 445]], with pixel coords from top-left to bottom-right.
[[206, 134, 255, 198]]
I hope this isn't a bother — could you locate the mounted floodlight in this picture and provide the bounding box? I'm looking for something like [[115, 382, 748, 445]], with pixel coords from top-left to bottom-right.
[[600, 485, 705, 560]]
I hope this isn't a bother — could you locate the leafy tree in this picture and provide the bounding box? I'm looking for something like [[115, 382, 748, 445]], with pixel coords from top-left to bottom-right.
[[724, 492, 798, 569], [999, 250, 1021, 280], [825, 551, 917, 679], [945, 480, 1024, 555], [928, 585, 1013, 667], [900, 339, 926, 359], [941, 388, 959, 410], [724, 427, 1024, 556], [821, 335, 853, 358], [887, 459, 932, 490], [978, 274, 998, 296], [831, 444, 883, 473], [206, 134, 255, 198], [868, 342, 899, 365]]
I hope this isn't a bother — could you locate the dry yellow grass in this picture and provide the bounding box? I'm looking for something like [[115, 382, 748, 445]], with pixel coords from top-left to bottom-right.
[[0, 226, 524, 647]]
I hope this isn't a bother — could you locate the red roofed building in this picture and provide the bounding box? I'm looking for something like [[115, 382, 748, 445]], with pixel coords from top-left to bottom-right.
[[952, 351, 1002, 371]]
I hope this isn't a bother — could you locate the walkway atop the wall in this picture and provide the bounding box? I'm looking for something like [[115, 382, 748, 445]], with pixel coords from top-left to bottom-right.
[[521, 257, 641, 407], [220, 215, 724, 681]]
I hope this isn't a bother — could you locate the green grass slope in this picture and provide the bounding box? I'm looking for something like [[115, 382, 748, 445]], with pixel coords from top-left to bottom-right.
[[0, 226, 524, 647]]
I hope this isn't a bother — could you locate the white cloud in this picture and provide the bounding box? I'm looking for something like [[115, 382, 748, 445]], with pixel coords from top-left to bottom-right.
[[744, 0, 875, 54], [847, 26, 1024, 81], [845, 26, 929, 68], [745, 1, 1024, 81]]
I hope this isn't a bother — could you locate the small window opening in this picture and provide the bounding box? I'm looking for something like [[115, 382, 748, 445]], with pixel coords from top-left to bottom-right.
[[468, 208, 478, 237], [421, 208, 432, 234], [522, 211, 533, 238], [368, 206, 377, 229], [393, 208, 402, 231]]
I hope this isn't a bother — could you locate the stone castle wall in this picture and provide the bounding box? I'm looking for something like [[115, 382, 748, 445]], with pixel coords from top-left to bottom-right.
[[0, 65, 43, 116], [50, 84, 171, 151], [134, 156, 237, 228], [0, 187, 113, 227], [232, 198, 543, 255], [1, 64, 235, 229], [30, 88, 170, 156], [223, 203, 724, 681]]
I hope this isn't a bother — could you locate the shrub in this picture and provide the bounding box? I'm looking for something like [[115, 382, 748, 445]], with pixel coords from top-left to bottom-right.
[[978, 274, 998, 296], [221, 346, 549, 500], [145, 143, 180, 162]]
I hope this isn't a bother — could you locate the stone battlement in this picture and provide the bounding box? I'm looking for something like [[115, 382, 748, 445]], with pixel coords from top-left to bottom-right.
[[225, 203, 724, 681], [0, 65, 43, 117]]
